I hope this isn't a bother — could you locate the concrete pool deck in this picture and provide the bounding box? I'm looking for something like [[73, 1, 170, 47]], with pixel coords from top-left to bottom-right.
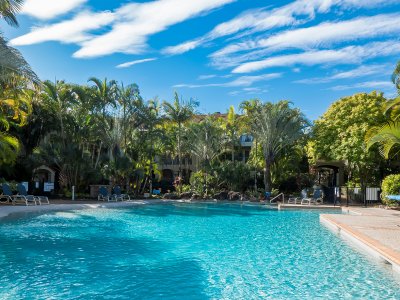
[[321, 207, 400, 273]]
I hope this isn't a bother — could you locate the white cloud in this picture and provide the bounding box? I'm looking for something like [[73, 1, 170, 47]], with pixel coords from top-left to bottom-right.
[[12, 0, 234, 58], [116, 58, 157, 68], [73, 0, 234, 58], [22, 0, 87, 20], [232, 41, 400, 73], [163, 40, 202, 55], [295, 64, 390, 84], [212, 13, 400, 59], [198, 74, 217, 80], [162, 0, 398, 55], [10, 11, 115, 46], [174, 73, 281, 88], [329, 81, 394, 91]]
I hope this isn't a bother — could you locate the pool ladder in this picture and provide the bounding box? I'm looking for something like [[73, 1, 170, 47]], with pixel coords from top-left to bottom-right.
[[269, 193, 284, 204]]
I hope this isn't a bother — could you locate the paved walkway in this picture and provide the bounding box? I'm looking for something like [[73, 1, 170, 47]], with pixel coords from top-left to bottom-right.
[[321, 207, 400, 273]]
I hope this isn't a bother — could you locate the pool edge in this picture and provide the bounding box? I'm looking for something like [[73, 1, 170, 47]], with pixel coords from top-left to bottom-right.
[[320, 214, 400, 274]]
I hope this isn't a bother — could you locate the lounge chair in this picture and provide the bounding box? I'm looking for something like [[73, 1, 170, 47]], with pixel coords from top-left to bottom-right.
[[113, 186, 130, 201], [98, 186, 117, 202], [3, 183, 37, 206], [287, 189, 307, 204], [17, 183, 50, 205], [301, 189, 323, 205], [1, 183, 13, 204]]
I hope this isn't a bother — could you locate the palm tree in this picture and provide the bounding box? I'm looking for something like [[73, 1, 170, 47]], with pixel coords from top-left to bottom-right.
[[391, 61, 400, 91], [135, 98, 165, 194], [366, 62, 400, 158], [0, 0, 24, 27], [223, 105, 241, 162], [0, 0, 39, 166], [246, 100, 307, 192], [162, 92, 198, 189], [188, 117, 224, 195], [88, 77, 117, 117]]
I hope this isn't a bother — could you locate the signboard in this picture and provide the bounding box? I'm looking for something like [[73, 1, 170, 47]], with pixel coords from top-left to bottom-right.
[[44, 182, 54, 192]]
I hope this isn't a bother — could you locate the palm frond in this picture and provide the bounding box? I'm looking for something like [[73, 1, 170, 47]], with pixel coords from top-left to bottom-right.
[[0, 0, 24, 27], [0, 35, 39, 84]]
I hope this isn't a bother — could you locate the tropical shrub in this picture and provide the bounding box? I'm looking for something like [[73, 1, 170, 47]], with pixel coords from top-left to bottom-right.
[[213, 161, 252, 192], [189, 170, 220, 196], [381, 174, 400, 205]]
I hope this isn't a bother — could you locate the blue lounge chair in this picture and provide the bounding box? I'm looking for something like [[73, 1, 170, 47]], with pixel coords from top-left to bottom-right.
[[98, 186, 117, 202], [17, 183, 49, 205], [1, 183, 13, 204], [386, 195, 400, 202], [113, 186, 130, 201], [3, 183, 36, 206]]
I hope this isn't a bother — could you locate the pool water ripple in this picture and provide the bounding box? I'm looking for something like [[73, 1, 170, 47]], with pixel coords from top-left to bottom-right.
[[0, 203, 399, 299]]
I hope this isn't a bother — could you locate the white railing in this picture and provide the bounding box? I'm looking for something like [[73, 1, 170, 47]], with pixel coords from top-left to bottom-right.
[[270, 193, 284, 204]]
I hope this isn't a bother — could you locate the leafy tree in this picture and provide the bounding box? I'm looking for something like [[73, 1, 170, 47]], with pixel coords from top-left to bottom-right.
[[246, 100, 308, 192], [311, 92, 387, 187]]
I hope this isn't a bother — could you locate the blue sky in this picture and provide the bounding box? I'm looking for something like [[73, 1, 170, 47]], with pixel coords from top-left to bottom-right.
[[2, 0, 400, 119]]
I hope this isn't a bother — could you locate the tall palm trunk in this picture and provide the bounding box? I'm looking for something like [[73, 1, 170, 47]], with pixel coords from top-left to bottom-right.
[[264, 159, 272, 192], [177, 122, 182, 193]]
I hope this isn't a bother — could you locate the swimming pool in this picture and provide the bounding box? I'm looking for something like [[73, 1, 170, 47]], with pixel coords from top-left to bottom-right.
[[0, 203, 399, 299]]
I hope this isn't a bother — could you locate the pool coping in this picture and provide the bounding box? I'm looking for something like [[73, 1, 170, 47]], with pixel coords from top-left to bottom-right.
[[320, 212, 400, 274]]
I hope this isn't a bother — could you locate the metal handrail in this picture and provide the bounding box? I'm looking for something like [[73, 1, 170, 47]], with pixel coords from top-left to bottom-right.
[[270, 193, 284, 203]]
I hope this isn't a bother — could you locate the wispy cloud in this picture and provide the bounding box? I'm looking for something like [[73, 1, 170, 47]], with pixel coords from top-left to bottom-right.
[[162, 0, 397, 55], [13, 0, 234, 58], [329, 81, 394, 91], [295, 64, 390, 84], [73, 0, 235, 58], [116, 58, 157, 68], [212, 13, 400, 60], [198, 74, 217, 80], [10, 11, 115, 46], [21, 0, 87, 20], [232, 40, 400, 73], [174, 73, 281, 88]]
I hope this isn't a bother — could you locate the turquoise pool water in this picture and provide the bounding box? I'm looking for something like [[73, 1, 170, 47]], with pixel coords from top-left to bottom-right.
[[0, 203, 399, 299]]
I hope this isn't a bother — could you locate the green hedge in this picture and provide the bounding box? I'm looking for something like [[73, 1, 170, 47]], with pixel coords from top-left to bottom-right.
[[381, 174, 400, 205]]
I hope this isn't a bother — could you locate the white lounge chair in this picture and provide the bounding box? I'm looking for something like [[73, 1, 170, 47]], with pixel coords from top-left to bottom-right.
[[301, 189, 323, 205]]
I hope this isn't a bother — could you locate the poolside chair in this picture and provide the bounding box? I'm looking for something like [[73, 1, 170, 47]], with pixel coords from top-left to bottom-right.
[[98, 186, 117, 202], [301, 189, 323, 205], [0, 183, 13, 204], [287, 189, 308, 204], [17, 183, 49, 205], [3, 183, 36, 206], [112, 186, 130, 201]]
